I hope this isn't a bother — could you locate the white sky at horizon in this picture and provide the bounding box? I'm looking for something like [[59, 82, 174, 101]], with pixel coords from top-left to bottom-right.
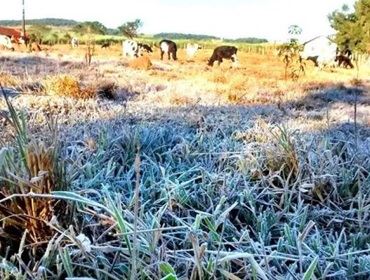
[[1, 0, 356, 42]]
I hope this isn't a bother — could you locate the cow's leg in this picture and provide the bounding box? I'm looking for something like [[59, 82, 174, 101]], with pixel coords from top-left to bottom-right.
[[338, 57, 343, 67], [231, 54, 238, 67], [231, 54, 238, 62], [168, 52, 171, 60], [347, 59, 354, 69], [172, 51, 177, 61], [160, 50, 164, 60], [218, 58, 223, 66]]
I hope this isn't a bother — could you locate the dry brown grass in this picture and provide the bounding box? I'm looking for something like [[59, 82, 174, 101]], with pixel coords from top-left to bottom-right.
[[43, 74, 96, 99], [43, 75, 81, 97], [1, 43, 369, 109], [0, 72, 19, 87], [128, 55, 153, 70]]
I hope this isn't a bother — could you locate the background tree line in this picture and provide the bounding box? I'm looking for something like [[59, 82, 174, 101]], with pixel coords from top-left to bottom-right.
[[3, 0, 368, 50], [1, 17, 268, 45]]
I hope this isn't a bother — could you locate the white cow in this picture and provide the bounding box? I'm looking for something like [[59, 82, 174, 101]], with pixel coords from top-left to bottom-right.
[[0, 35, 14, 51], [301, 36, 337, 68], [186, 43, 201, 59], [71, 37, 79, 48]]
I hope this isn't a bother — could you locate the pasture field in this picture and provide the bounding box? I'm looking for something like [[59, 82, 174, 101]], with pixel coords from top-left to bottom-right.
[[0, 44, 370, 279]]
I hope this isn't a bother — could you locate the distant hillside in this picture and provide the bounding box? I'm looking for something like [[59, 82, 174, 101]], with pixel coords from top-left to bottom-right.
[[226, 37, 268, 44], [153, 33, 220, 40], [0, 18, 79, 27], [153, 32, 268, 43]]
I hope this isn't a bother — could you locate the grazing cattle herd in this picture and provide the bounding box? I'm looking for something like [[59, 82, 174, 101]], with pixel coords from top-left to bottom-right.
[[0, 26, 358, 70]]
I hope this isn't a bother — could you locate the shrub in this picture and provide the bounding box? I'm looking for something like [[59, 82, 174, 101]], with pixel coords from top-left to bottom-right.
[[96, 81, 118, 100], [128, 55, 152, 70], [43, 75, 95, 99], [0, 95, 71, 266]]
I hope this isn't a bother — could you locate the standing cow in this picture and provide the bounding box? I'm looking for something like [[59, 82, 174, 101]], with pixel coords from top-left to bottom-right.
[[71, 37, 79, 48], [138, 43, 153, 54], [208, 46, 238, 66], [159, 39, 177, 61], [0, 35, 14, 51], [101, 41, 111, 49], [186, 43, 201, 59], [123, 40, 153, 58]]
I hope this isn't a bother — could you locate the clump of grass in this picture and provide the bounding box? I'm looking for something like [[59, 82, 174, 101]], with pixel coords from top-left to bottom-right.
[[0, 72, 19, 87], [129, 55, 152, 70], [210, 70, 228, 83], [264, 126, 299, 178], [224, 90, 245, 103], [43, 75, 95, 99], [229, 74, 248, 91], [0, 92, 70, 266], [43, 75, 80, 97], [168, 94, 195, 106], [96, 81, 118, 100]]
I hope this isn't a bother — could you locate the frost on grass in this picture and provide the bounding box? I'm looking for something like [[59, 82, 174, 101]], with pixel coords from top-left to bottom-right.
[[0, 49, 370, 279]]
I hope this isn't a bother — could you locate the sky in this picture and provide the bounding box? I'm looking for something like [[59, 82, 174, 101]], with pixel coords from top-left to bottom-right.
[[1, 0, 357, 42]]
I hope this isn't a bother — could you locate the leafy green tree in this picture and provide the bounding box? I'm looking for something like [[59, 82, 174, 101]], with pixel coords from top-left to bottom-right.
[[118, 19, 143, 39], [288, 24, 303, 42], [329, 0, 370, 53], [73, 21, 107, 35], [62, 33, 72, 44], [27, 24, 52, 44]]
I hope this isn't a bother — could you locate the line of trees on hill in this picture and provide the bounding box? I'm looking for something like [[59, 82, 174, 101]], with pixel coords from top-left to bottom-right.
[[4, 19, 142, 45], [1, 17, 269, 44], [0, 18, 78, 26], [153, 33, 268, 43], [225, 37, 268, 43], [153, 33, 219, 40]]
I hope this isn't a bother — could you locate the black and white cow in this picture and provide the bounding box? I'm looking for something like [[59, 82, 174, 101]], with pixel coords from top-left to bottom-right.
[[0, 35, 14, 51], [159, 39, 177, 61], [138, 43, 153, 54], [208, 45, 238, 66], [123, 40, 153, 58]]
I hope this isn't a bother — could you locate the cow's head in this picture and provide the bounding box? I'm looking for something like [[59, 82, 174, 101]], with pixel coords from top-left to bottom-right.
[[138, 44, 153, 54], [144, 45, 153, 53]]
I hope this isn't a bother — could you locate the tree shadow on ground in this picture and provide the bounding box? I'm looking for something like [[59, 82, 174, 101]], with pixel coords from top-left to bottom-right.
[[288, 82, 369, 111]]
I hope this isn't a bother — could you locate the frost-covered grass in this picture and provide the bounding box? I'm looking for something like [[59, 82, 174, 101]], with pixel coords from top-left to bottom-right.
[[0, 48, 370, 279]]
